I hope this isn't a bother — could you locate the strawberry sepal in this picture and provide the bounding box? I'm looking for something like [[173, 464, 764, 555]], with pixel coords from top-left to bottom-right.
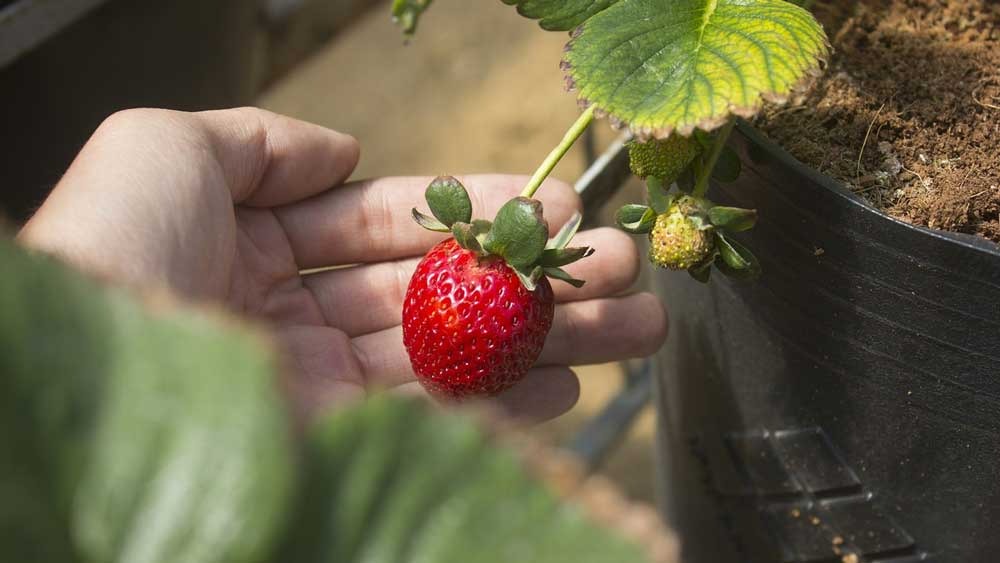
[[411, 208, 450, 232], [425, 175, 472, 227], [411, 177, 594, 290]]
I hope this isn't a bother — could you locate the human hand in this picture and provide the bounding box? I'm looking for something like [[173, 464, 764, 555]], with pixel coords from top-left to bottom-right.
[[19, 107, 667, 422]]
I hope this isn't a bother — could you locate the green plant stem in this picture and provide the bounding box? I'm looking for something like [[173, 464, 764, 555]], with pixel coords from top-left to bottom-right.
[[692, 118, 736, 198], [521, 105, 596, 199]]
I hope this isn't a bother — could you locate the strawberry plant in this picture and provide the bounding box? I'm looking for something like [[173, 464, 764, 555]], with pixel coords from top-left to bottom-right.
[[393, 0, 828, 394]]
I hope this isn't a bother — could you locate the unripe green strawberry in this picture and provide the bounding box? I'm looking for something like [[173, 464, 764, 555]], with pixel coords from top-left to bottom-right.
[[648, 196, 714, 270], [627, 135, 701, 181]]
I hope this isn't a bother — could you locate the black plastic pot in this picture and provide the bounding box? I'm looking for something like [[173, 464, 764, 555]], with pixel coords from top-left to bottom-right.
[[654, 123, 1000, 563]]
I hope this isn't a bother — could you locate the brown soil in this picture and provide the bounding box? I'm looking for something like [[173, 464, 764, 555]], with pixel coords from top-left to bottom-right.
[[757, 0, 1000, 243]]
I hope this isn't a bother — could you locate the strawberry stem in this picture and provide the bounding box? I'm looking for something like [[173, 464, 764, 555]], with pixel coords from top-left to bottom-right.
[[520, 105, 596, 199], [692, 118, 736, 198]]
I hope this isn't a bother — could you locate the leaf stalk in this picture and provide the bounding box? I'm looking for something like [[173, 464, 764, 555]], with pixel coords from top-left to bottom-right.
[[521, 105, 596, 199], [692, 118, 736, 198]]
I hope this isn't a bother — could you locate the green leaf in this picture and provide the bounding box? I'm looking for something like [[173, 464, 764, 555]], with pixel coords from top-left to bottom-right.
[[541, 246, 595, 267], [452, 222, 485, 253], [688, 257, 714, 283], [564, 0, 829, 136], [501, 0, 621, 31], [484, 197, 549, 269], [471, 219, 494, 232], [547, 212, 582, 250], [392, 0, 434, 36], [543, 266, 586, 288], [711, 146, 742, 183], [426, 176, 473, 228], [708, 206, 757, 232], [0, 237, 670, 563], [646, 177, 676, 214], [615, 204, 656, 234], [514, 265, 545, 292], [688, 267, 711, 283], [715, 232, 762, 280], [693, 129, 714, 151], [412, 208, 450, 232], [283, 396, 659, 562], [675, 166, 696, 193], [0, 238, 294, 563]]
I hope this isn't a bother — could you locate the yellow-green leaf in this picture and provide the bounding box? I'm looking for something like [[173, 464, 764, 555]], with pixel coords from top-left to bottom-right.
[[564, 0, 828, 137]]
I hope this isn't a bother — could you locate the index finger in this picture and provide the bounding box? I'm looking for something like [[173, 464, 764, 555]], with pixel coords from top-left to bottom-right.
[[273, 175, 582, 268], [195, 107, 360, 207]]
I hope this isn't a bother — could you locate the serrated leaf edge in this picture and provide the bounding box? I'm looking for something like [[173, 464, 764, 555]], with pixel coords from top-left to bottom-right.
[[560, 4, 830, 140]]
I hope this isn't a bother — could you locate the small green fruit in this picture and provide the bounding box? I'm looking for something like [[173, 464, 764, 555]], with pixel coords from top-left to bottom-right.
[[627, 135, 702, 182], [648, 197, 715, 270]]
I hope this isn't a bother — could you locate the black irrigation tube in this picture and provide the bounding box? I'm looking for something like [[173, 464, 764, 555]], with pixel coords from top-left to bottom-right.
[[575, 132, 633, 228], [567, 360, 654, 472]]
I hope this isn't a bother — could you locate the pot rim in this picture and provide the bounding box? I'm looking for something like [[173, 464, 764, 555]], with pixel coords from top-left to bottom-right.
[[736, 120, 1000, 259]]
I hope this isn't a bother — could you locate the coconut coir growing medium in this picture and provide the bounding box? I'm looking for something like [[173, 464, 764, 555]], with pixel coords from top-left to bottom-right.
[[757, 0, 999, 243]]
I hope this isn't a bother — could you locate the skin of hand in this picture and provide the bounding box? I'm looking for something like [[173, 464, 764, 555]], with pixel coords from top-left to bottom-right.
[[18, 107, 668, 423]]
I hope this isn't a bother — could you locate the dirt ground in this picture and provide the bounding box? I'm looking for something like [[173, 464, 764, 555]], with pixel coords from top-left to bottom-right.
[[259, 0, 658, 504]]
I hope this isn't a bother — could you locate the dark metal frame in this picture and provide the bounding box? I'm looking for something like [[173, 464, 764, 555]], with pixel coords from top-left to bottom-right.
[[566, 131, 656, 472], [0, 0, 109, 68]]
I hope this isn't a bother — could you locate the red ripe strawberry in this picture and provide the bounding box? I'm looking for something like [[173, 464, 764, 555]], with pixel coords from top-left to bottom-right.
[[402, 239, 555, 398], [405, 176, 593, 399]]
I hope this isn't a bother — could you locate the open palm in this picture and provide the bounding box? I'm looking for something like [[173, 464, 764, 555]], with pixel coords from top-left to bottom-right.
[[20, 108, 667, 422]]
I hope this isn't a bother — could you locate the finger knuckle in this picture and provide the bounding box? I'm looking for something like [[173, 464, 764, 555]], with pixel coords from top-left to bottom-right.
[[545, 177, 584, 213], [599, 227, 642, 289], [634, 293, 668, 355], [99, 108, 186, 133]]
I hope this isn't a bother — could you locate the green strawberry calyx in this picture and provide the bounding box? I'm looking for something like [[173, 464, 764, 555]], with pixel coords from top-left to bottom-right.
[[412, 176, 594, 291]]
